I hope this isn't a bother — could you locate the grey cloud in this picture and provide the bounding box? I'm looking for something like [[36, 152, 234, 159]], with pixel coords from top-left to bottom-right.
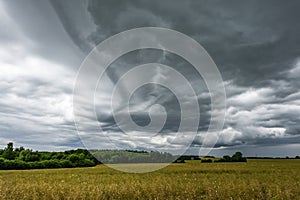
[[50, 0, 300, 87], [1, 0, 300, 155], [2, 0, 84, 68]]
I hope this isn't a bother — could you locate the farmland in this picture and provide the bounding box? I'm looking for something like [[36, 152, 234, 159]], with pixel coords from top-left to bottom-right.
[[1, 159, 300, 199]]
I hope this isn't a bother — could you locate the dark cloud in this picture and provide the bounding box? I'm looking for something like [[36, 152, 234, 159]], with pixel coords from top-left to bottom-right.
[[0, 0, 299, 155], [51, 0, 300, 85]]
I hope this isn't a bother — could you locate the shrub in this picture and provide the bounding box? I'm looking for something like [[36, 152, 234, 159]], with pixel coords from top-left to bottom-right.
[[201, 159, 213, 163]]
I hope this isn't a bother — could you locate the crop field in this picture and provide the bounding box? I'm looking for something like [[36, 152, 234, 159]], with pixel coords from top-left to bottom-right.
[[1, 159, 300, 200]]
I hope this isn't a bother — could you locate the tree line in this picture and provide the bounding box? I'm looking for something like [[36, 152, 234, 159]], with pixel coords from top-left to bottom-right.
[[0, 143, 175, 169], [91, 149, 174, 164], [0, 142, 251, 170], [201, 152, 247, 163], [0, 142, 97, 170]]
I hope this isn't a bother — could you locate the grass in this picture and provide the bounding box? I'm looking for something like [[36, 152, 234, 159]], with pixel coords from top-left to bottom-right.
[[1, 159, 300, 199]]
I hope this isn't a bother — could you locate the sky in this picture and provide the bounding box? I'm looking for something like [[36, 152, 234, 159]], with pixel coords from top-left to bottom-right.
[[0, 0, 300, 157]]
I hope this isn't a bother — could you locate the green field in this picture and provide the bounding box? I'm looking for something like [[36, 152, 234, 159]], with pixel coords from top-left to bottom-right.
[[1, 159, 300, 199]]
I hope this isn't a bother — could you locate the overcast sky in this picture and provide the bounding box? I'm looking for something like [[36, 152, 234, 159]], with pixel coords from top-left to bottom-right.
[[0, 0, 300, 157]]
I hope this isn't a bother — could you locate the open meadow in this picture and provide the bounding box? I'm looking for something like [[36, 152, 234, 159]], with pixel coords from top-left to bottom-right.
[[1, 159, 300, 199]]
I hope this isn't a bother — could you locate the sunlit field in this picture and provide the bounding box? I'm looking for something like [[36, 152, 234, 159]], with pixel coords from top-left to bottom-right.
[[1, 159, 300, 200]]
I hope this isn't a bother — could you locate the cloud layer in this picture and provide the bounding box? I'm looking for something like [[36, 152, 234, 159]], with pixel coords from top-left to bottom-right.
[[0, 0, 299, 156]]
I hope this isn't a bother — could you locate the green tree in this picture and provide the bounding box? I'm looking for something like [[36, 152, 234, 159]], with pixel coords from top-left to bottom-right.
[[2, 142, 16, 160], [67, 154, 80, 163], [24, 152, 40, 162], [223, 155, 231, 161], [232, 152, 243, 161]]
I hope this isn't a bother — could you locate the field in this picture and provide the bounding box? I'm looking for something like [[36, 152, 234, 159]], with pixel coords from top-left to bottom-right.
[[1, 159, 300, 200]]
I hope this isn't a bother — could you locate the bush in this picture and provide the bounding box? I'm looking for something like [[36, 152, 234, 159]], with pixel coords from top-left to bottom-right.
[[201, 159, 213, 163], [216, 152, 247, 163]]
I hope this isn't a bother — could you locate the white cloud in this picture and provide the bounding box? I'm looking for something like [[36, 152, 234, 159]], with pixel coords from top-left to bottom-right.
[[228, 87, 275, 107], [0, 10, 78, 149]]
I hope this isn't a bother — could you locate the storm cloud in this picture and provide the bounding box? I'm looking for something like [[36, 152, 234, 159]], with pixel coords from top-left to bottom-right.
[[0, 0, 299, 156]]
